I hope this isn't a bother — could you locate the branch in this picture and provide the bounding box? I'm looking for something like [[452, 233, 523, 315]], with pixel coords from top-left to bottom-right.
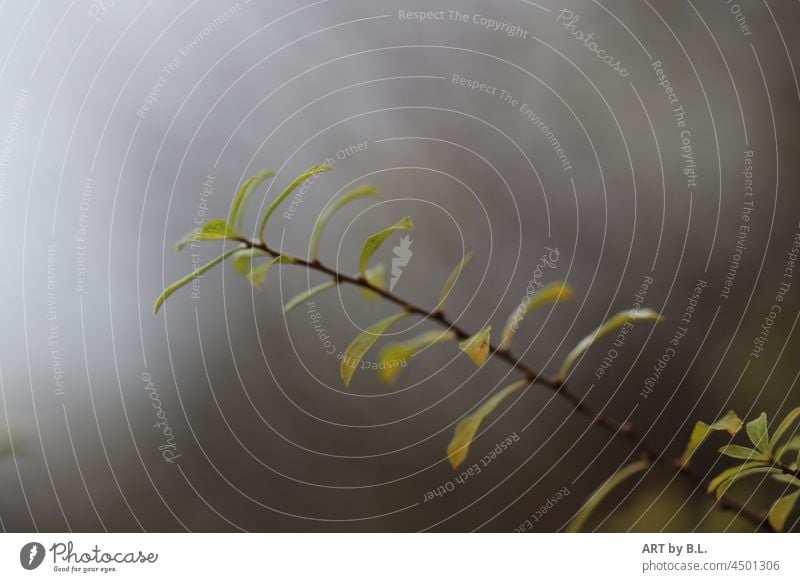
[[774, 460, 800, 479], [239, 236, 772, 532]]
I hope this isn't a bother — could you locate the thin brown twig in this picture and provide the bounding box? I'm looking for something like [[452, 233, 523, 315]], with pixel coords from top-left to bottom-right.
[[237, 236, 772, 532]]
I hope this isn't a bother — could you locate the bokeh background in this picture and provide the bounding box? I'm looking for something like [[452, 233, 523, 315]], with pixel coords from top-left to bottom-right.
[[0, 0, 799, 532]]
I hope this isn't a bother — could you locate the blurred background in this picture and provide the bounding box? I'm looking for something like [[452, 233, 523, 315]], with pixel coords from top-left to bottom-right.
[[0, 0, 798, 532]]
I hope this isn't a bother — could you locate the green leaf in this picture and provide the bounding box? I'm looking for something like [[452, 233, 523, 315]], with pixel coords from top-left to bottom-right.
[[175, 219, 239, 251], [447, 379, 529, 469], [768, 490, 800, 531], [231, 248, 269, 276], [567, 460, 650, 532], [360, 263, 387, 301], [258, 165, 332, 240], [679, 410, 743, 467], [377, 330, 457, 385], [459, 326, 492, 366], [437, 253, 474, 310], [718, 444, 770, 461], [500, 282, 574, 350], [154, 247, 241, 314], [246, 255, 294, 289], [283, 281, 336, 314], [775, 436, 800, 463], [707, 462, 769, 494], [769, 407, 800, 451], [746, 412, 770, 454], [772, 474, 800, 487], [715, 466, 780, 499], [559, 308, 664, 380], [310, 185, 380, 260], [340, 311, 409, 387], [359, 216, 414, 276], [229, 169, 275, 230]]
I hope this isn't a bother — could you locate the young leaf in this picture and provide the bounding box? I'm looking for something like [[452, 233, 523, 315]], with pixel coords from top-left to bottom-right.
[[558, 308, 664, 380], [500, 282, 574, 350], [359, 216, 414, 276], [231, 248, 269, 276], [258, 165, 332, 240], [310, 185, 380, 260], [714, 466, 780, 499], [360, 263, 387, 301], [707, 462, 769, 494], [769, 407, 800, 451], [283, 281, 336, 314], [567, 460, 650, 532], [768, 490, 800, 531], [679, 410, 743, 467], [377, 330, 457, 385], [340, 311, 409, 387], [247, 255, 294, 289], [718, 444, 770, 461], [746, 412, 770, 454], [447, 379, 529, 469], [459, 326, 492, 366], [175, 219, 239, 251], [154, 247, 241, 313], [229, 169, 275, 230], [437, 253, 474, 310]]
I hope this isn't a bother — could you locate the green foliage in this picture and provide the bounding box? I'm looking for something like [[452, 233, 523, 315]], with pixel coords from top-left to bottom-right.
[[714, 467, 779, 500], [231, 248, 294, 288], [773, 474, 800, 487], [718, 444, 770, 461], [232, 248, 269, 276], [447, 379, 529, 469], [340, 311, 409, 387], [459, 326, 492, 366], [258, 165, 332, 240], [746, 413, 770, 454], [230, 169, 275, 229], [437, 253, 474, 311], [360, 263, 387, 301], [310, 185, 380, 261], [359, 216, 414, 277], [559, 308, 664, 380], [680, 410, 743, 467], [377, 330, 457, 385], [568, 460, 650, 532], [158, 161, 800, 532], [175, 219, 239, 251], [154, 247, 241, 314], [775, 436, 800, 465], [156, 166, 338, 314], [500, 282, 574, 351], [706, 462, 768, 495], [247, 255, 294, 289], [769, 407, 800, 451], [683, 407, 800, 530], [769, 490, 800, 531], [283, 281, 337, 314]]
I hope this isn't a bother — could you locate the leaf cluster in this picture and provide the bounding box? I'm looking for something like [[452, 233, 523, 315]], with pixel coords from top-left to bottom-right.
[[679, 408, 800, 531], [156, 165, 674, 526]]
